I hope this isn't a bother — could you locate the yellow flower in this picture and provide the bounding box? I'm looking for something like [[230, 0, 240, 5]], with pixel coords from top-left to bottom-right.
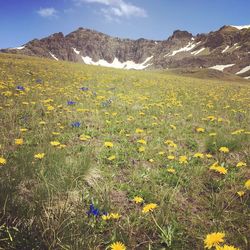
[[109, 241, 126, 250], [158, 151, 165, 155], [80, 134, 91, 141], [52, 132, 60, 135], [39, 121, 46, 125], [107, 155, 116, 161], [236, 162, 246, 168], [167, 167, 176, 173], [138, 146, 145, 152], [170, 124, 176, 130], [206, 154, 213, 159], [210, 164, 227, 175], [179, 155, 188, 164], [15, 138, 24, 145], [47, 105, 55, 111], [34, 153, 45, 159], [216, 244, 240, 250], [209, 133, 217, 136], [164, 140, 177, 148], [135, 128, 144, 134], [219, 147, 229, 153], [193, 153, 204, 158], [20, 128, 28, 132], [204, 232, 225, 249], [142, 203, 158, 213], [236, 191, 245, 197], [50, 141, 60, 146], [137, 139, 147, 145], [196, 127, 205, 133], [244, 179, 250, 189], [110, 213, 121, 219], [104, 141, 113, 148], [133, 196, 143, 203], [167, 155, 175, 160], [0, 157, 7, 165]]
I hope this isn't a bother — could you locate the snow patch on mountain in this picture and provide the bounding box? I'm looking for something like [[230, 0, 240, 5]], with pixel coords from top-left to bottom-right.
[[9, 46, 25, 50], [49, 52, 59, 61], [191, 48, 205, 55], [236, 65, 250, 75], [73, 48, 80, 55], [222, 45, 230, 53], [167, 41, 200, 56], [209, 64, 235, 71], [231, 25, 250, 30], [81, 56, 153, 70]]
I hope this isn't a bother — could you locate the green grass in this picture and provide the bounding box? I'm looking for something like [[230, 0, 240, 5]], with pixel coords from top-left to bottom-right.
[[0, 53, 249, 249]]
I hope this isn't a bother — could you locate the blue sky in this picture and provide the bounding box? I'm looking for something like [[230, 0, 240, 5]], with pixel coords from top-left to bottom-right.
[[0, 0, 250, 48]]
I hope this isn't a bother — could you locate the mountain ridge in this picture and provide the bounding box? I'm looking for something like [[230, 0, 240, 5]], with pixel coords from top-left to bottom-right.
[[1, 25, 250, 78]]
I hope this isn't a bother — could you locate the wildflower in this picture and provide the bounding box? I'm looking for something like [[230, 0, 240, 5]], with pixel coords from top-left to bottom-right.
[[71, 121, 81, 128], [210, 163, 227, 175], [80, 134, 91, 141], [135, 128, 144, 134], [50, 141, 60, 146], [219, 147, 229, 153], [109, 241, 126, 250], [104, 141, 113, 148], [196, 127, 205, 133], [193, 153, 204, 158], [34, 153, 45, 159], [0, 157, 7, 165], [133, 196, 143, 203], [231, 129, 244, 135], [236, 191, 245, 197], [209, 133, 217, 136], [142, 203, 158, 213], [236, 162, 246, 168], [107, 155, 116, 161], [47, 105, 55, 111], [138, 146, 145, 152], [167, 167, 176, 173], [137, 139, 147, 145], [216, 244, 240, 250], [87, 204, 100, 217], [52, 132, 60, 136], [20, 128, 28, 132], [204, 232, 225, 249], [58, 144, 66, 149], [170, 124, 176, 130], [16, 85, 25, 91], [179, 155, 188, 164], [164, 140, 177, 148], [206, 154, 213, 158], [158, 151, 165, 155], [15, 138, 24, 145], [244, 179, 250, 189], [167, 155, 175, 160], [67, 100, 76, 105], [39, 121, 46, 125], [80, 87, 89, 91]]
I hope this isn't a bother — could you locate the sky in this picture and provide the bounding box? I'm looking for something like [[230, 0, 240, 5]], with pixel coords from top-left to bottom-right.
[[0, 0, 250, 48]]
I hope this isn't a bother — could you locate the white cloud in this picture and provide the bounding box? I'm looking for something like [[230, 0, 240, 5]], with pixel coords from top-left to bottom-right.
[[37, 8, 58, 18], [76, 0, 147, 20]]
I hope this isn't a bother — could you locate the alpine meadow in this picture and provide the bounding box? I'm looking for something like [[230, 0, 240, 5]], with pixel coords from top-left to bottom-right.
[[0, 53, 249, 249], [1, 0, 250, 249]]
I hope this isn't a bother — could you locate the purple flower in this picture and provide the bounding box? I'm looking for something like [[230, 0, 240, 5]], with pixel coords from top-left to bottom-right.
[[80, 87, 89, 91], [67, 101, 76, 105], [16, 85, 25, 91], [71, 121, 81, 128]]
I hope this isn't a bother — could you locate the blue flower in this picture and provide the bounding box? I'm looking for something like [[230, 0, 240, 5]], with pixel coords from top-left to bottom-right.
[[71, 121, 81, 128], [36, 79, 43, 84], [16, 85, 25, 91], [87, 204, 100, 217], [80, 87, 89, 91], [67, 101, 76, 105]]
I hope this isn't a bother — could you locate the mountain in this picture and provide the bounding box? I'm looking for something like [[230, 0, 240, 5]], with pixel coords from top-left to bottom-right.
[[1, 25, 250, 79]]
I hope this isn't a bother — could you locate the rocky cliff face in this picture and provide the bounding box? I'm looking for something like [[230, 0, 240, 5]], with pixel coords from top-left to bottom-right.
[[1, 25, 250, 78]]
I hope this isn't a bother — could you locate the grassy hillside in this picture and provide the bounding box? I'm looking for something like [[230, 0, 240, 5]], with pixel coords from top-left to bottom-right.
[[0, 53, 249, 250]]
